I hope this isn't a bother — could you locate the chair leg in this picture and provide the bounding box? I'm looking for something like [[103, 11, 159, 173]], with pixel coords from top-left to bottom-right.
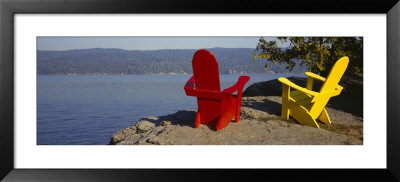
[[290, 106, 320, 128], [235, 89, 243, 123], [281, 106, 290, 120], [281, 85, 290, 120], [216, 99, 236, 130], [318, 108, 331, 125], [215, 114, 228, 131], [195, 111, 201, 128], [234, 103, 241, 123]]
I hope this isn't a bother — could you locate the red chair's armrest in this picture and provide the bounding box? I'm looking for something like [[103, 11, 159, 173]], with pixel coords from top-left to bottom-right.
[[222, 76, 250, 94], [184, 76, 195, 91], [184, 76, 222, 100]]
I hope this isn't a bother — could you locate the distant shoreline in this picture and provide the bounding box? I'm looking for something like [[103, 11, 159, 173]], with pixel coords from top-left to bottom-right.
[[37, 48, 307, 76]]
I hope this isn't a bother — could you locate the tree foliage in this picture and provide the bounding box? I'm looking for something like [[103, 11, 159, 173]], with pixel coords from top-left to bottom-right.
[[252, 37, 363, 76]]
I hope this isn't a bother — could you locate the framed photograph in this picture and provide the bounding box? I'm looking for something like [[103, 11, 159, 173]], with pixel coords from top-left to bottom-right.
[[1, 0, 399, 181]]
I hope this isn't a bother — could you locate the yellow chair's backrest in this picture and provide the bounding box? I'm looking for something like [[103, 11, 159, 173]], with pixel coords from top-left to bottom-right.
[[319, 57, 349, 93]]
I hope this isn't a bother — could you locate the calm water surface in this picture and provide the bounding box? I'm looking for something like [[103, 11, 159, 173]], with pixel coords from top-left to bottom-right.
[[37, 73, 304, 145]]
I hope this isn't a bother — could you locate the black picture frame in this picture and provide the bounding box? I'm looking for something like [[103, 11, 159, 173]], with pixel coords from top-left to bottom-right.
[[1, 0, 399, 181]]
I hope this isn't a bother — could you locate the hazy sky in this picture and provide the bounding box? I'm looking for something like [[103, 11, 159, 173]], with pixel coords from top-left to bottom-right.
[[37, 37, 288, 51]]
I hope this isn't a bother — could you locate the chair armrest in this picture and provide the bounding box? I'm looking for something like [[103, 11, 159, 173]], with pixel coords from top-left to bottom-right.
[[278, 77, 319, 96], [184, 76, 222, 100], [222, 76, 250, 94], [186, 89, 223, 100], [311, 85, 343, 102], [305, 72, 326, 82], [184, 76, 195, 91], [184, 76, 196, 96]]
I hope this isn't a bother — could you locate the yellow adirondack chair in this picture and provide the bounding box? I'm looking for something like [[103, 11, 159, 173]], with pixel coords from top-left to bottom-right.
[[278, 57, 349, 128]]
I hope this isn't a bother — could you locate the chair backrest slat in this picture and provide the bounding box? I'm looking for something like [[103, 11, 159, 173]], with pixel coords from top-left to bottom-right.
[[319, 57, 349, 93], [192, 49, 221, 92]]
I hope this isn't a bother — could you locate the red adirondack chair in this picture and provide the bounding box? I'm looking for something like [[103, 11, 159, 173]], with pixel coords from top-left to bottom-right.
[[184, 49, 250, 130]]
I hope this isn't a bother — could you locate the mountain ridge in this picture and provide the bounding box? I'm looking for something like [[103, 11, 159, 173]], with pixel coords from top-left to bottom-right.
[[37, 48, 306, 75]]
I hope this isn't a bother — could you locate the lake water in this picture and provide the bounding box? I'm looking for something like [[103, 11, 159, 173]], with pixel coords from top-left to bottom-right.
[[37, 73, 304, 145]]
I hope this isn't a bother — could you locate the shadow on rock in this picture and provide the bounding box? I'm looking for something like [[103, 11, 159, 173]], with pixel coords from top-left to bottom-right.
[[242, 96, 282, 116], [140, 110, 198, 128], [169, 110, 197, 127], [170, 110, 231, 131]]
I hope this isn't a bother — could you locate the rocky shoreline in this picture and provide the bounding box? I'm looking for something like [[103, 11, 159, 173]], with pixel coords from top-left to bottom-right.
[[110, 76, 363, 145]]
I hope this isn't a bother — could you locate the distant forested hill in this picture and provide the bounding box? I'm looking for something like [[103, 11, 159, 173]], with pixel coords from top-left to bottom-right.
[[37, 48, 306, 75]]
